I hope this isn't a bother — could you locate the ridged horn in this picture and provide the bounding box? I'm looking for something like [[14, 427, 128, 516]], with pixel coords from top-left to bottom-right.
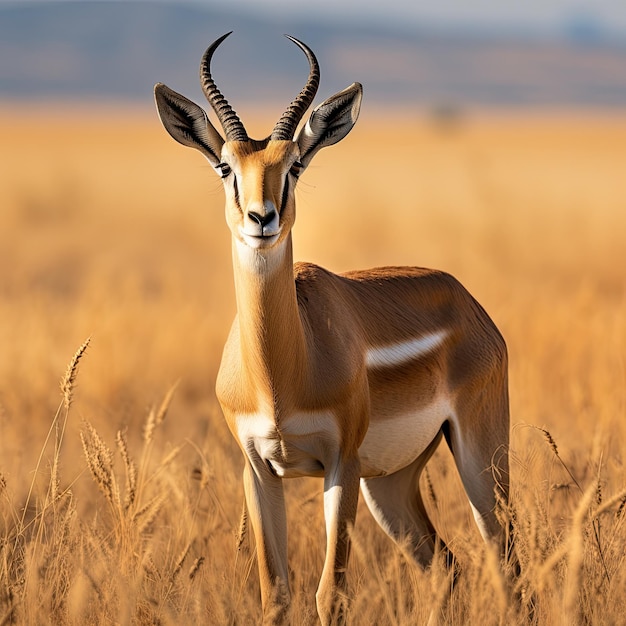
[[271, 35, 320, 141], [200, 32, 248, 142]]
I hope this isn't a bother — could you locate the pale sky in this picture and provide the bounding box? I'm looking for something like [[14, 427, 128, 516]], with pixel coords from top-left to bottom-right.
[[3, 0, 626, 34], [190, 0, 608, 34], [226, 0, 626, 31], [0, 0, 626, 28]]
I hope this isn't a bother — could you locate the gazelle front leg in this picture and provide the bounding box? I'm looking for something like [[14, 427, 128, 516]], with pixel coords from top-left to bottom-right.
[[317, 454, 361, 626], [242, 457, 290, 624]]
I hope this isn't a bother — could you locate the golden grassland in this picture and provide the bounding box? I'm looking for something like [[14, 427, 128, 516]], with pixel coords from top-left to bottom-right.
[[0, 103, 625, 624]]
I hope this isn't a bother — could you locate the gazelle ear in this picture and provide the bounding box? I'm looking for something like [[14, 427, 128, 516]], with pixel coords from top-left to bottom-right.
[[154, 83, 224, 167], [296, 82, 362, 168]]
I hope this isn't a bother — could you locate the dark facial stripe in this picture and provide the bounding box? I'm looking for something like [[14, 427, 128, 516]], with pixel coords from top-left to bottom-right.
[[233, 175, 241, 208], [280, 176, 290, 214]]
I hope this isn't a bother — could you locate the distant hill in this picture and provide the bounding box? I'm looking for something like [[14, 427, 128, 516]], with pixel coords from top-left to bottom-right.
[[2, 1, 626, 109]]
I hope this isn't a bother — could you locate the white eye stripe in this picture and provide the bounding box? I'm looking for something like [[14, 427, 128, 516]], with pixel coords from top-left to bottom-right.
[[365, 330, 448, 369]]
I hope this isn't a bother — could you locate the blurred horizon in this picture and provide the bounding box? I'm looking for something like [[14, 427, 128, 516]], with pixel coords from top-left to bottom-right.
[[1, 0, 626, 110], [3, 0, 626, 36]]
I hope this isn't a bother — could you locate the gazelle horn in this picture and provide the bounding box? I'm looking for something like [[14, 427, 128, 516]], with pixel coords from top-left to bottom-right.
[[200, 32, 249, 142], [271, 35, 320, 141]]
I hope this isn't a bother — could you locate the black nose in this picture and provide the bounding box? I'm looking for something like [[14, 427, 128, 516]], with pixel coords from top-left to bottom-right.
[[248, 210, 276, 228]]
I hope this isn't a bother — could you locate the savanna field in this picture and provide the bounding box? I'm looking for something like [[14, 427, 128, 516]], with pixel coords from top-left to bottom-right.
[[1, 103, 625, 624]]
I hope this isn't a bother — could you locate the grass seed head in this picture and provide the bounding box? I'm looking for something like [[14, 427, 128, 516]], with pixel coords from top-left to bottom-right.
[[235, 500, 248, 553], [80, 420, 116, 506], [143, 381, 179, 444], [171, 543, 191, 581], [541, 427, 559, 456], [115, 429, 137, 511], [60, 337, 90, 411], [131, 492, 167, 534], [188, 556, 204, 582]]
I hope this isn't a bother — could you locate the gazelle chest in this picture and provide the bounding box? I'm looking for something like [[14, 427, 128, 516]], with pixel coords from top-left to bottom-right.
[[235, 410, 341, 478]]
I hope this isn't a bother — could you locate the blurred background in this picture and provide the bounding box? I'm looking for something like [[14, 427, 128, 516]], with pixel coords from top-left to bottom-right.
[[1, 0, 625, 455], [1, 0, 625, 462], [1, 3, 625, 622], [2, 0, 626, 110]]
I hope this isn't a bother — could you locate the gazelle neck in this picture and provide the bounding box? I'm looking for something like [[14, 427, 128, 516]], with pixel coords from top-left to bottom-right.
[[231, 233, 308, 410]]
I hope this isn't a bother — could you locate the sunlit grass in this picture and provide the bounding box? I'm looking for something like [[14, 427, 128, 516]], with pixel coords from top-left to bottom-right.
[[0, 105, 625, 623]]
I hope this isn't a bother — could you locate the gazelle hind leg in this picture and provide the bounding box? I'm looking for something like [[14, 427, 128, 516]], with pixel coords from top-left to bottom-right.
[[360, 432, 452, 569], [445, 389, 525, 617], [444, 388, 511, 552]]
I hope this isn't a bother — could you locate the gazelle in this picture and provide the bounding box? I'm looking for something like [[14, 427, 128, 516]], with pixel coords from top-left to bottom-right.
[[155, 32, 511, 624]]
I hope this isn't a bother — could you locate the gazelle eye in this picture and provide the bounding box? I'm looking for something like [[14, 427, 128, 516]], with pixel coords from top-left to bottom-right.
[[289, 161, 303, 177], [217, 163, 231, 178]]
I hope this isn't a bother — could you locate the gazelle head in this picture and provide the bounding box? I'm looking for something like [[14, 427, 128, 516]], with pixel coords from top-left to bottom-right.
[[154, 32, 362, 251]]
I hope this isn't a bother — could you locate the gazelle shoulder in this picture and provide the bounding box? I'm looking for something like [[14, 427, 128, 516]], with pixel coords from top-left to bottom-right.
[[293, 262, 348, 309]]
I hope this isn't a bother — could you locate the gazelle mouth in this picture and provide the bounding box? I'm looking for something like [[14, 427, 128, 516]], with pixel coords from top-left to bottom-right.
[[240, 229, 282, 249]]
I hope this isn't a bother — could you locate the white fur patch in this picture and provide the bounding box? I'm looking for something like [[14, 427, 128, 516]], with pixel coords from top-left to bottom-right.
[[280, 411, 339, 438], [235, 410, 340, 478], [365, 330, 448, 370], [358, 396, 451, 476], [235, 412, 277, 461], [234, 235, 286, 274], [323, 483, 343, 539], [470, 502, 491, 542]]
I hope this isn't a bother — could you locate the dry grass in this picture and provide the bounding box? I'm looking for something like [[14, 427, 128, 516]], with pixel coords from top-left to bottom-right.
[[0, 103, 625, 624]]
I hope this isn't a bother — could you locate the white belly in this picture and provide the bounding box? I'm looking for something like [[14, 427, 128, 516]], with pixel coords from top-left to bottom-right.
[[358, 396, 451, 477], [235, 397, 450, 479]]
